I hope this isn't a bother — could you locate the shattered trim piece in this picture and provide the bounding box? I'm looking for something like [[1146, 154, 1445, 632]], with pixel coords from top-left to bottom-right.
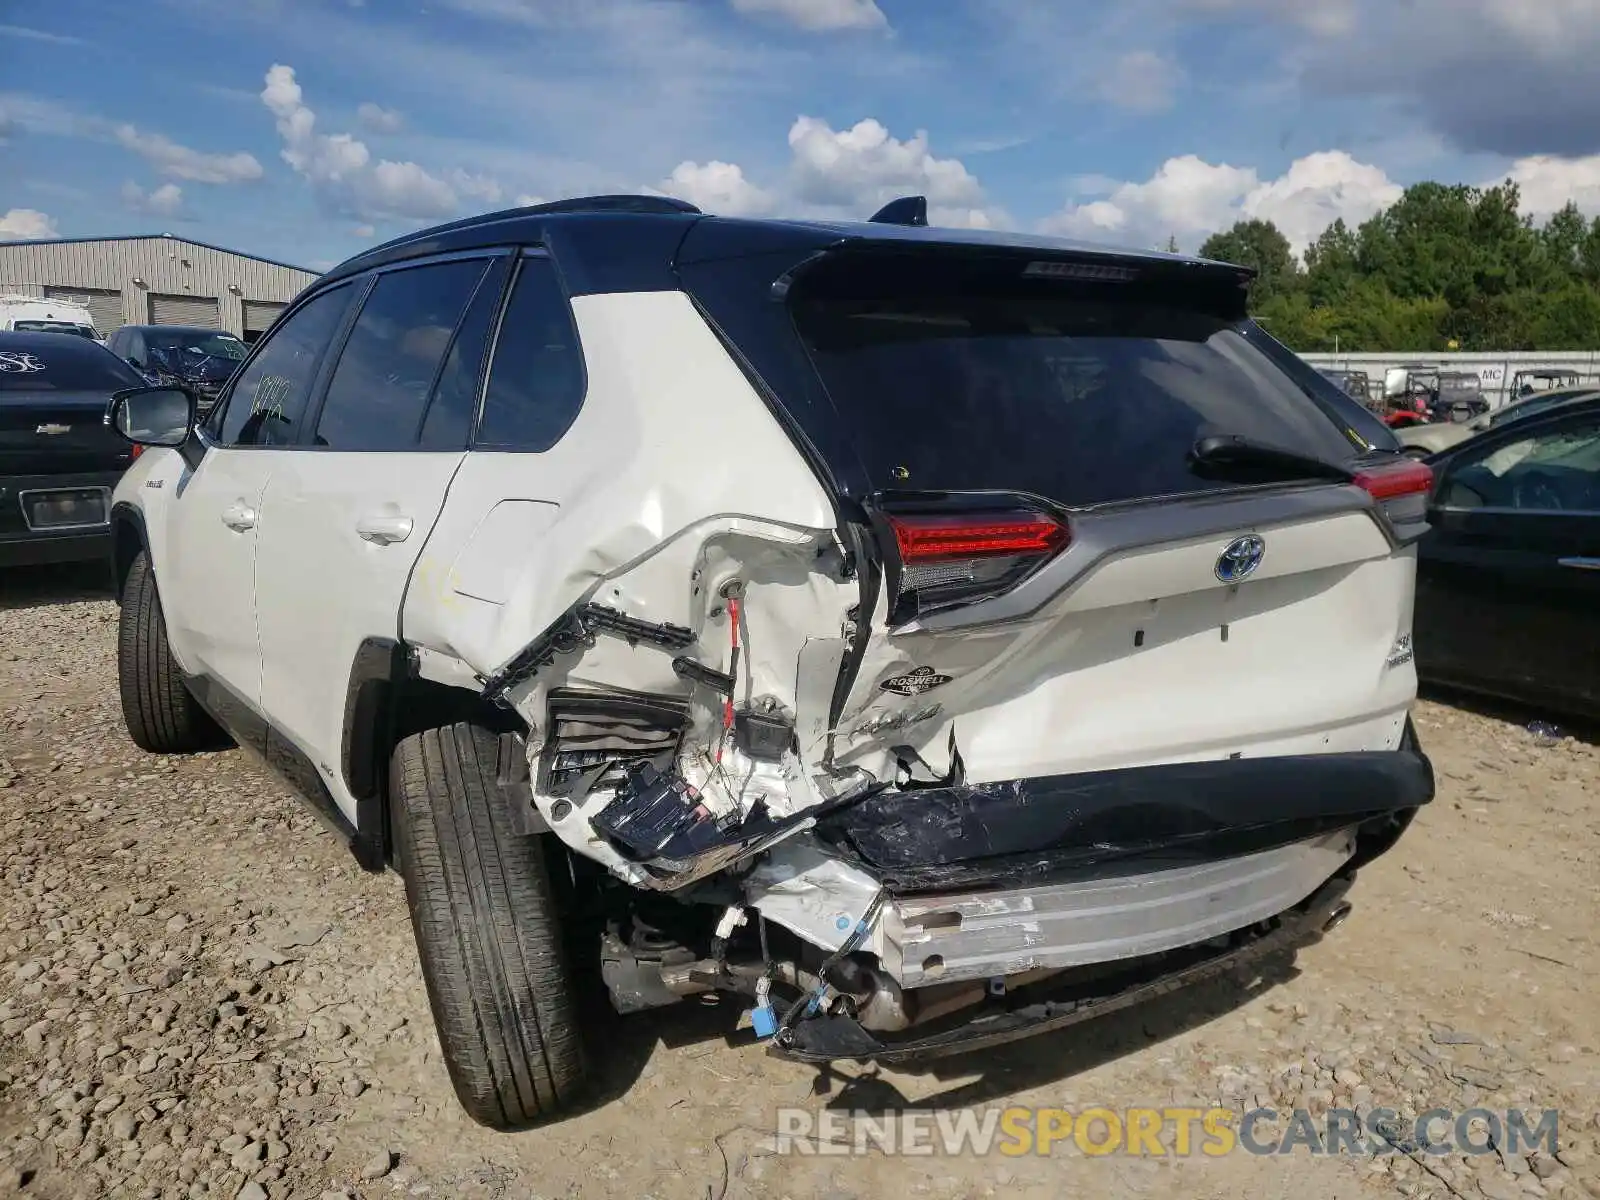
[[480, 603, 696, 706]]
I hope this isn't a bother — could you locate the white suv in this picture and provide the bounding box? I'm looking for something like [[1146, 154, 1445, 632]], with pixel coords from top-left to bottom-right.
[[106, 194, 1436, 1129]]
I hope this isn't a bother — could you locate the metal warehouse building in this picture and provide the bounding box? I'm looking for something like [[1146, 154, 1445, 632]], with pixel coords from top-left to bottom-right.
[[0, 233, 318, 342]]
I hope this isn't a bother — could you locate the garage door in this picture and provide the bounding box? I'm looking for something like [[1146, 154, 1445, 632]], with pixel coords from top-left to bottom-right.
[[242, 299, 286, 342], [150, 294, 220, 327], [43, 286, 123, 335]]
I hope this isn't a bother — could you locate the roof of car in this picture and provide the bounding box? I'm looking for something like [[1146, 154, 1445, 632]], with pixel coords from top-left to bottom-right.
[[0, 329, 121, 357], [318, 194, 1251, 297], [120, 325, 240, 336]]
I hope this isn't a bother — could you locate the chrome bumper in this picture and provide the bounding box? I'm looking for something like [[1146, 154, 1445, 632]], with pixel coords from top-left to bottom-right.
[[879, 827, 1358, 988]]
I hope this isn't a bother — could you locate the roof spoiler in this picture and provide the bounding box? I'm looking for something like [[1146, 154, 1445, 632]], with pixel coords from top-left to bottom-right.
[[869, 196, 928, 227]]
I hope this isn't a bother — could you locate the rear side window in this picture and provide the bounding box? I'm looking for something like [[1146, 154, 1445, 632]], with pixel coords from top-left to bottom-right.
[[220, 284, 354, 447], [475, 256, 585, 451], [419, 257, 510, 450], [312, 258, 489, 451], [0, 341, 142, 391], [790, 265, 1375, 507]]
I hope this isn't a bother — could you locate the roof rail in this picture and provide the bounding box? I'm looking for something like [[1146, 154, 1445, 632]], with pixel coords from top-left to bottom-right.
[[512, 194, 703, 217], [869, 196, 929, 227]]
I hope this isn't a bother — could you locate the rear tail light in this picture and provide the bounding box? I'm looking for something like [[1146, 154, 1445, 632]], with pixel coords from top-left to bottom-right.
[[129, 444, 144, 461], [1354, 458, 1433, 527], [885, 510, 1070, 622]]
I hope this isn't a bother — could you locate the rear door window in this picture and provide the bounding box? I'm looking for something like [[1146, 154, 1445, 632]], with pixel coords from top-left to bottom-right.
[[311, 258, 489, 451], [474, 256, 586, 451], [788, 257, 1377, 508], [218, 284, 355, 447]]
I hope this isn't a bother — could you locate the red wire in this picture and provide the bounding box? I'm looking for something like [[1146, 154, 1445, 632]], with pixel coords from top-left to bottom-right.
[[717, 597, 740, 764]]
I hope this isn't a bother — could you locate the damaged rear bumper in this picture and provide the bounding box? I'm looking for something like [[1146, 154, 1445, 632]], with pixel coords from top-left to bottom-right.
[[745, 733, 1431, 1051], [770, 873, 1357, 1064], [812, 727, 1435, 894]]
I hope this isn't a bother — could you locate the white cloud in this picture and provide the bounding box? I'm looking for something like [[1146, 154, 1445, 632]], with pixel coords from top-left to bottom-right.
[[121, 181, 185, 218], [787, 115, 1001, 226], [0, 23, 86, 45], [651, 115, 1007, 229], [660, 160, 775, 216], [355, 102, 405, 134], [728, 0, 888, 32], [1095, 50, 1183, 114], [354, 223, 376, 237], [0, 208, 57, 240], [1495, 153, 1600, 218], [261, 64, 461, 221], [449, 169, 504, 206], [112, 125, 262, 185], [514, 193, 547, 207], [1041, 150, 1402, 252], [1243, 151, 1403, 249]]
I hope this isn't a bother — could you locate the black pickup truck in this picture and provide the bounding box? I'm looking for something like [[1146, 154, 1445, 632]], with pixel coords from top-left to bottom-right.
[[0, 331, 145, 568]]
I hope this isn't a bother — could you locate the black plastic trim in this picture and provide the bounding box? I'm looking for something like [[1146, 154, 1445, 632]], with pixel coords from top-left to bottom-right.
[[341, 637, 405, 863], [817, 733, 1434, 893], [185, 670, 385, 872], [108, 500, 148, 600]]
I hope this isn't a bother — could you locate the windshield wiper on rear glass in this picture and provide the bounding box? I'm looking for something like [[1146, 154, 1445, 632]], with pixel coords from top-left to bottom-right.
[[1189, 433, 1356, 485]]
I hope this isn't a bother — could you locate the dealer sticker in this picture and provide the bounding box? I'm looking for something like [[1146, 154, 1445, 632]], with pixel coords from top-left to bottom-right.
[[878, 666, 953, 696]]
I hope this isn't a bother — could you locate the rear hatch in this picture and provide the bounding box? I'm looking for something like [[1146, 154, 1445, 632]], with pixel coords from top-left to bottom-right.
[[683, 240, 1428, 785], [0, 390, 134, 475], [0, 339, 141, 475]]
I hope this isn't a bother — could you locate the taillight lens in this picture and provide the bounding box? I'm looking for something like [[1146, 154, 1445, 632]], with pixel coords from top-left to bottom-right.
[[129, 444, 144, 460], [1354, 458, 1433, 528], [885, 510, 1070, 622], [890, 512, 1068, 562]]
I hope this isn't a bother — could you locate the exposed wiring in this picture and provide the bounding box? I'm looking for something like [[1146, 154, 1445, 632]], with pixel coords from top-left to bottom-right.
[[717, 596, 741, 764], [777, 888, 887, 1035]]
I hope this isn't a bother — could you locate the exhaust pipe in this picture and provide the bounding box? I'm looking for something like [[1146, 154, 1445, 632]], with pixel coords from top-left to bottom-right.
[[1322, 901, 1353, 933]]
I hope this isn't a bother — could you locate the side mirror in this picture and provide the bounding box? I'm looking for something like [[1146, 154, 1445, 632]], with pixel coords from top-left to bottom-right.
[[107, 386, 195, 448]]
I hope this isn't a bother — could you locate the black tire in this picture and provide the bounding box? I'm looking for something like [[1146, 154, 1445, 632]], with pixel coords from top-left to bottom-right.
[[391, 723, 588, 1129], [117, 550, 226, 754]]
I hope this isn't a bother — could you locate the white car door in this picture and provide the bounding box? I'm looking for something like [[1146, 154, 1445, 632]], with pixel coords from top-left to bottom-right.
[[156, 283, 358, 729], [252, 253, 508, 826]]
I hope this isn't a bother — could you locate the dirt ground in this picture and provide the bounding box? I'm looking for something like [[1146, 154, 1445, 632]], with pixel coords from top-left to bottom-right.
[[1, 563, 1596, 1200]]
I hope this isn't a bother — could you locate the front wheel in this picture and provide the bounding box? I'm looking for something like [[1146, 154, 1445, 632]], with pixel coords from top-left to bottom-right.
[[117, 550, 227, 754], [390, 723, 590, 1129]]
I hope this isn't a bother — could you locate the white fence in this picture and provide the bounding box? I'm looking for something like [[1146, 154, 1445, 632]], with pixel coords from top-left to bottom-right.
[[1300, 351, 1600, 408]]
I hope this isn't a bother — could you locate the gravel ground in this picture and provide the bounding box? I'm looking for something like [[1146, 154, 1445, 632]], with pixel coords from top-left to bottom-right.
[[1, 564, 1597, 1200]]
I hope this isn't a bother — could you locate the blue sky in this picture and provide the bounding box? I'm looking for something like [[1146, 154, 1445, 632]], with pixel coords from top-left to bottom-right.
[[3, 0, 1599, 271]]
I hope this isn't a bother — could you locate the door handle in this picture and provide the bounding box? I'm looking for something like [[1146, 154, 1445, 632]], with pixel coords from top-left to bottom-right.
[[356, 514, 414, 546], [1558, 556, 1600, 571], [220, 503, 256, 532]]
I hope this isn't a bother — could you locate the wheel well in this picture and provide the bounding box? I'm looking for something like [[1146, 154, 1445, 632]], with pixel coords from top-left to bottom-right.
[[111, 512, 146, 600], [343, 645, 525, 868]]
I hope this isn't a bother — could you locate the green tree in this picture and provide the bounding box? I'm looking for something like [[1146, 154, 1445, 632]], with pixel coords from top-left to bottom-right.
[[1198, 219, 1302, 304]]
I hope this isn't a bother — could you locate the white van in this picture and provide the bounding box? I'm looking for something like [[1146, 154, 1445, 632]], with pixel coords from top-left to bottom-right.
[[0, 294, 101, 341]]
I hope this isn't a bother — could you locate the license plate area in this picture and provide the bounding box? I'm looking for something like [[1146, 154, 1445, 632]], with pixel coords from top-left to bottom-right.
[[18, 486, 110, 532]]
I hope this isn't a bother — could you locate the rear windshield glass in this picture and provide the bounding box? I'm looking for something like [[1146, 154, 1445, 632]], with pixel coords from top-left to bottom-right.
[[11, 321, 97, 338], [0, 343, 142, 391], [147, 331, 248, 362], [790, 274, 1375, 507]]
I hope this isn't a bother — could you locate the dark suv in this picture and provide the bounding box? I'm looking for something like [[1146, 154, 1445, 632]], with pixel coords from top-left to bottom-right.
[[106, 325, 248, 417]]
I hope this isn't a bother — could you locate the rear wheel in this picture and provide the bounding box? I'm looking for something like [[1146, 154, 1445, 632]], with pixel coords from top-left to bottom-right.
[[117, 550, 226, 754], [390, 723, 589, 1129]]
